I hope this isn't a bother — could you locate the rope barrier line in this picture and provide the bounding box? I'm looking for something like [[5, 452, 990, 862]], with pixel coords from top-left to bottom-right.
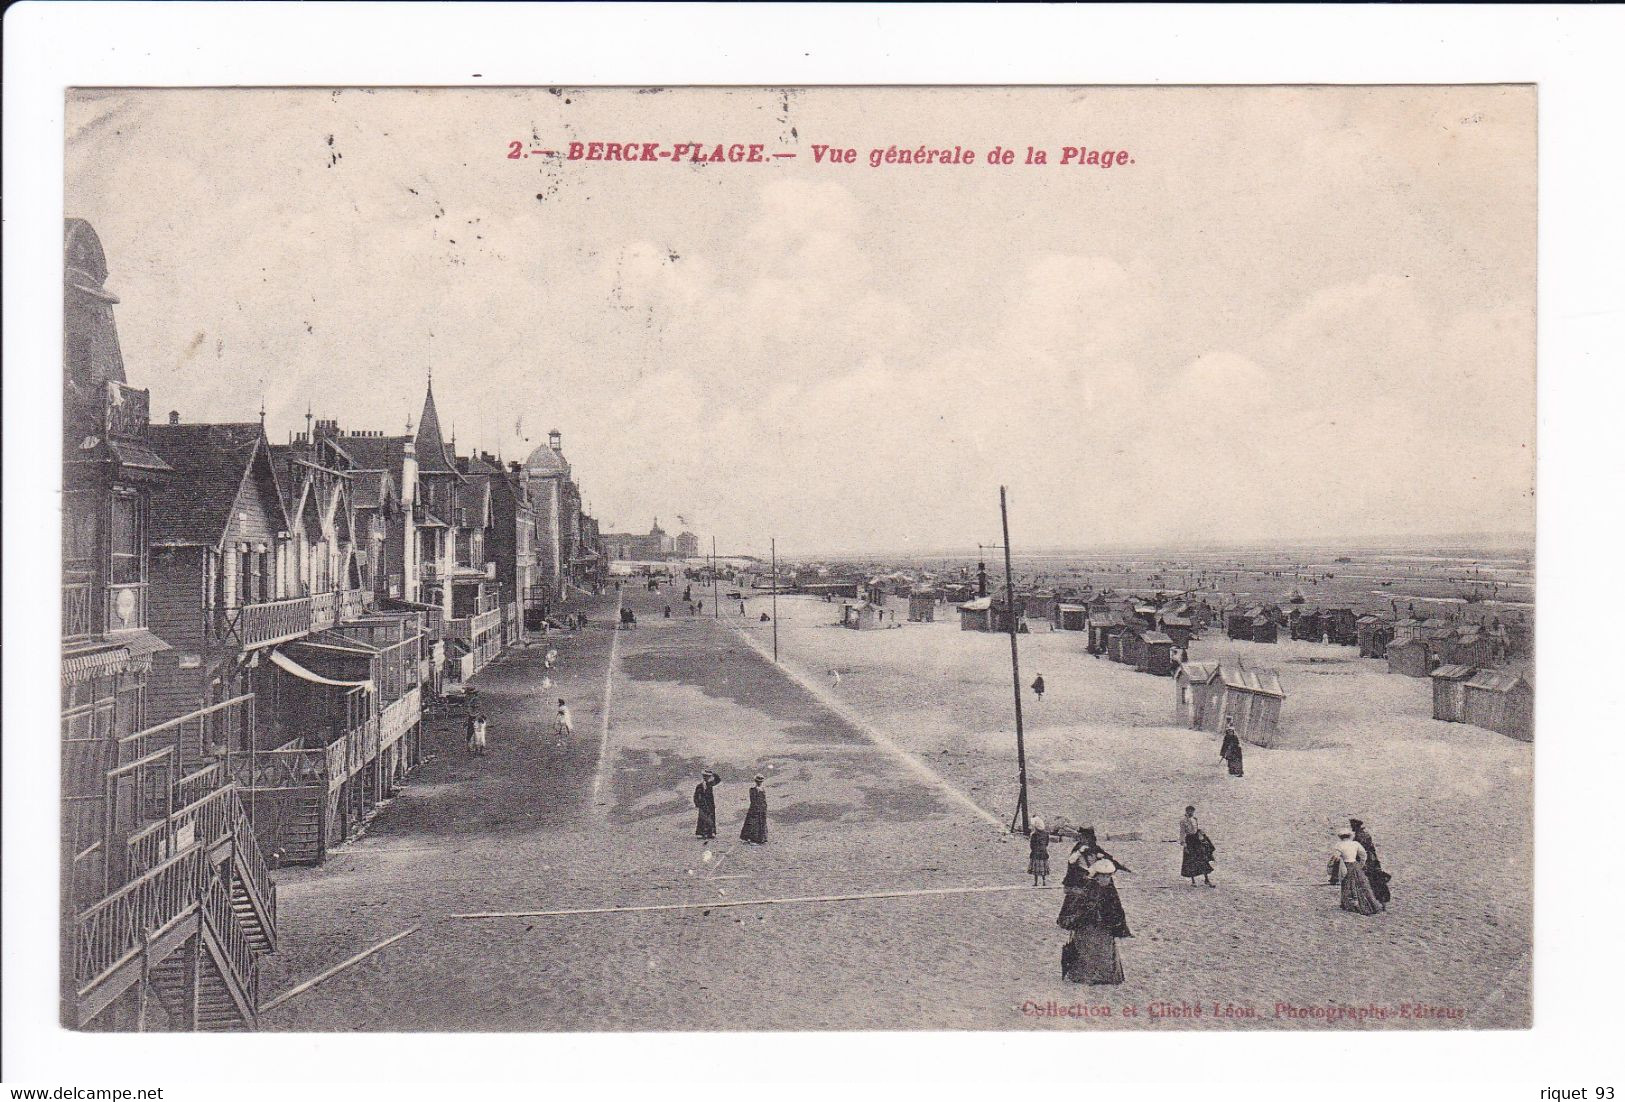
[[725, 620, 1006, 831], [446, 882, 1053, 921], [259, 924, 422, 1013]]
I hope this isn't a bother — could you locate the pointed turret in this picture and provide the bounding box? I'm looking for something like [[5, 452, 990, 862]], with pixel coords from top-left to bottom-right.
[[414, 378, 456, 473]]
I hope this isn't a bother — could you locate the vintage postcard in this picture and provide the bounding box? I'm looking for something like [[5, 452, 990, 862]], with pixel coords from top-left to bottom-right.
[[60, 84, 1533, 1034]]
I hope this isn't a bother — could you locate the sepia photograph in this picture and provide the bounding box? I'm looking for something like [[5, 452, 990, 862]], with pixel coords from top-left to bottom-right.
[[55, 82, 1537, 1034]]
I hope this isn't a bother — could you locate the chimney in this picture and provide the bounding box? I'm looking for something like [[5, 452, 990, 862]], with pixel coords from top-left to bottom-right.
[[168, 410, 180, 425]]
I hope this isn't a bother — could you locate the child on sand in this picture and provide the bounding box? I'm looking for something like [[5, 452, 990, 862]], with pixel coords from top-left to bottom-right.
[[1028, 818, 1052, 886]]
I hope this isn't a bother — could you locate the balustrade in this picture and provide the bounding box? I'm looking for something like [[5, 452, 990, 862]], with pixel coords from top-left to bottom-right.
[[74, 845, 204, 988], [211, 596, 313, 649]]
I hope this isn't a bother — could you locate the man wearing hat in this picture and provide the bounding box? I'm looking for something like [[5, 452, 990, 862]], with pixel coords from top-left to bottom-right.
[[740, 774, 769, 844], [693, 770, 721, 840]]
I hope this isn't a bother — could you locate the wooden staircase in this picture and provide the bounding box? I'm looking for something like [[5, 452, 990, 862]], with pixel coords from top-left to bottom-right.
[[225, 805, 278, 952], [147, 939, 254, 1032]]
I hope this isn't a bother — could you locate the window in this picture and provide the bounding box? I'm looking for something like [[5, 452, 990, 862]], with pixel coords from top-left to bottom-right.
[[110, 493, 143, 585], [63, 492, 99, 571]]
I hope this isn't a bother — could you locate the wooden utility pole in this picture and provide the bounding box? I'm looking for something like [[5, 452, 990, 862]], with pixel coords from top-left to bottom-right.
[[1001, 486, 1031, 835], [711, 536, 719, 619], [771, 538, 779, 663]]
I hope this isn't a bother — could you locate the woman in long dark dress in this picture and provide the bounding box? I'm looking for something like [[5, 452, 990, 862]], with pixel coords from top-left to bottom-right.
[[740, 774, 768, 844], [1179, 806, 1215, 886], [693, 770, 720, 839], [1220, 723, 1244, 777], [1062, 860, 1132, 984], [1350, 818, 1391, 904]]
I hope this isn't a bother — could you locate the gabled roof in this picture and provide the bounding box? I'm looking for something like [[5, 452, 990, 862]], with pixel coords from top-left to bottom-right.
[[1465, 670, 1530, 694], [337, 435, 411, 478], [1141, 631, 1174, 645], [147, 423, 288, 547], [1430, 664, 1477, 681], [350, 469, 398, 511], [958, 597, 994, 611], [1216, 664, 1285, 698], [1179, 661, 1219, 683]]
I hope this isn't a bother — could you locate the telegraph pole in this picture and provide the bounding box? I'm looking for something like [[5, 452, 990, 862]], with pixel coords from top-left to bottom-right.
[[771, 538, 779, 663], [711, 536, 719, 619], [1001, 486, 1031, 835]]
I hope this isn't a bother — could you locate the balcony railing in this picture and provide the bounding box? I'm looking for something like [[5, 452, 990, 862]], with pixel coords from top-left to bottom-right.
[[310, 590, 338, 631], [75, 844, 205, 990], [339, 588, 367, 622], [211, 596, 312, 650], [123, 783, 234, 879], [379, 687, 421, 749], [64, 578, 97, 641], [444, 616, 472, 644], [229, 747, 327, 790]]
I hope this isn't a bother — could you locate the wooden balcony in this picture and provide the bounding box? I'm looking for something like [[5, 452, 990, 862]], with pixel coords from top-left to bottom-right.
[[472, 606, 503, 638], [211, 596, 312, 650], [379, 687, 421, 750], [443, 616, 472, 644]]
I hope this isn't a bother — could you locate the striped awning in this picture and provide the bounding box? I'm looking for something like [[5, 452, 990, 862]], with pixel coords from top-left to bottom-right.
[[61, 643, 130, 681]]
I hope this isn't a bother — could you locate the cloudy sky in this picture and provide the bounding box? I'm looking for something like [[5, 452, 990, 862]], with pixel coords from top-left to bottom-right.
[[65, 86, 1534, 556]]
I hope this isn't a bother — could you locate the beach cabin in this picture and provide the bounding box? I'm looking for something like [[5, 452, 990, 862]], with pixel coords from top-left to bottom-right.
[[1174, 661, 1219, 727], [1323, 608, 1359, 646], [1250, 614, 1279, 644], [1132, 630, 1176, 676], [1386, 635, 1434, 677], [1177, 663, 1285, 744], [1107, 627, 1132, 663], [958, 596, 995, 632], [1429, 664, 1476, 722], [1057, 604, 1089, 632], [1157, 614, 1194, 650], [1439, 625, 1498, 668], [907, 591, 936, 623], [1226, 609, 1254, 640], [1290, 608, 1324, 642], [1462, 670, 1534, 741], [957, 595, 1023, 633], [1211, 665, 1286, 745], [1088, 610, 1126, 655], [841, 603, 886, 631], [1357, 614, 1394, 658]]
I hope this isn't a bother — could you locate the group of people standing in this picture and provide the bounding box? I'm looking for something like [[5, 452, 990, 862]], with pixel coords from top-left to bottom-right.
[[1330, 817, 1391, 915], [1049, 825, 1134, 985], [693, 770, 769, 845]]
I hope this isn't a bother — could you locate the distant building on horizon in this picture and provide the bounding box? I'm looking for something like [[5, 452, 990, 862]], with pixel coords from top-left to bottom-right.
[[602, 518, 700, 561]]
